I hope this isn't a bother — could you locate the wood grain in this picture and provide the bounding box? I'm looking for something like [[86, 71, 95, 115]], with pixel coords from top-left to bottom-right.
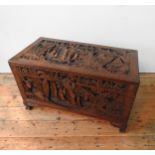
[[0, 73, 155, 149]]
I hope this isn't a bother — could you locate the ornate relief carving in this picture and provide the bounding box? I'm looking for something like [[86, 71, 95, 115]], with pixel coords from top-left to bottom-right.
[[19, 39, 131, 74], [16, 66, 127, 118]]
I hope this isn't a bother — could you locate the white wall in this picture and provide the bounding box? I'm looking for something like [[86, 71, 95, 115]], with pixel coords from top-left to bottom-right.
[[0, 6, 155, 72]]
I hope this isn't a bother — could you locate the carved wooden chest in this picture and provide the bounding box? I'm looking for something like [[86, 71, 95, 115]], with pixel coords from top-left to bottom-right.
[[9, 37, 140, 132]]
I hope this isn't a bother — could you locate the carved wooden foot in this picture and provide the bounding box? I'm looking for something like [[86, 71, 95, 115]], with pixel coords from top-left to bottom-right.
[[111, 121, 127, 132], [119, 124, 127, 133], [25, 104, 33, 110]]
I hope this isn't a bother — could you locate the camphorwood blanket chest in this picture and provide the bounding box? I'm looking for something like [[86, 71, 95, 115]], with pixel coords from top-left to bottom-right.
[[9, 37, 140, 132]]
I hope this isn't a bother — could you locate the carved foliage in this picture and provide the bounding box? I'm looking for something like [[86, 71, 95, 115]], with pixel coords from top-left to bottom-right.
[[16, 66, 128, 118], [19, 39, 131, 74]]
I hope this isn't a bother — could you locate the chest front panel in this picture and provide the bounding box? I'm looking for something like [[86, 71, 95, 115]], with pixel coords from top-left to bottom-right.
[[15, 65, 129, 120]]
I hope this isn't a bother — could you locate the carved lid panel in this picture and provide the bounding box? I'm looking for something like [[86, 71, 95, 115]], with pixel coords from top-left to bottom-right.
[[9, 37, 139, 83]]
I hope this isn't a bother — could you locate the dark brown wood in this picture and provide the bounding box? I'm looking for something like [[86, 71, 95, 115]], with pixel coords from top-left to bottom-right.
[[8, 37, 140, 132]]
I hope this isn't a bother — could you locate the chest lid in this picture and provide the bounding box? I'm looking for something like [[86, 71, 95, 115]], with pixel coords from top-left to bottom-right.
[[9, 37, 139, 83]]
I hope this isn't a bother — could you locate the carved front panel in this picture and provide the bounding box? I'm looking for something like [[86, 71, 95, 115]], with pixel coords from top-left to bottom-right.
[[16, 66, 128, 118]]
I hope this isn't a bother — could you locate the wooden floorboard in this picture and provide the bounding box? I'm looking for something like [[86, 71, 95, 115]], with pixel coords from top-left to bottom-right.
[[0, 73, 155, 149]]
